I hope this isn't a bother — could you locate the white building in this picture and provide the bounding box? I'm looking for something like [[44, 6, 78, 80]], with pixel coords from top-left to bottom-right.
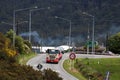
[[32, 45, 72, 53]]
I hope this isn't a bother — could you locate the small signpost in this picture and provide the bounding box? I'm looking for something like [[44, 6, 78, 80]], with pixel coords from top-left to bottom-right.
[[105, 71, 110, 80], [37, 63, 43, 70], [69, 52, 76, 70], [69, 52, 76, 60]]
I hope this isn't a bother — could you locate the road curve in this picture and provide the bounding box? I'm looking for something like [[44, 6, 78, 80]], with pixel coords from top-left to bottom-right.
[[27, 53, 78, 80], [27, 53, 120, 80]]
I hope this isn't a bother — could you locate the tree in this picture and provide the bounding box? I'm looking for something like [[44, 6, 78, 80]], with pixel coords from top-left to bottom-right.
[[108, 32, 120, 54], [5, 30, 31, 54], [15, 36, 25, 54], [24, 40, 32, 53], [5, 29, 14, 42], [0, 32, 16, 60]]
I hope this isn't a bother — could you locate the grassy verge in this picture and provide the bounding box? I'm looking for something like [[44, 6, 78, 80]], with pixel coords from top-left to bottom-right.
[[80, 58, 120, 80], [63, 59, 87, 80], [16, 53, 37, 65], [64, 58, 120, 80]]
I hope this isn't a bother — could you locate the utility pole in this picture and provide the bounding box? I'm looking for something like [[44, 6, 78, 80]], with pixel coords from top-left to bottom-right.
[[55, 16, 72, 52], [87, 26, 90, 54], [82, 12, 95, 54], [106, 32, 109, 52]]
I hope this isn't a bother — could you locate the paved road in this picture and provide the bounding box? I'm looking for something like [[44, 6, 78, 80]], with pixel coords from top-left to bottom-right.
[[27, 53, 78, 80], [27, 53, 120, 80]]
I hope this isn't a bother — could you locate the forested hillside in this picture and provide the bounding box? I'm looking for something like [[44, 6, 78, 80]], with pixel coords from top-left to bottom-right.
[[0, 0, 120, 46]]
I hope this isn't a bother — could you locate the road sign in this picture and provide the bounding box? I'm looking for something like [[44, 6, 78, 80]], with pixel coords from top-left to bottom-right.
[[69, 52, 76, 60], [37, 63, 43, 70]]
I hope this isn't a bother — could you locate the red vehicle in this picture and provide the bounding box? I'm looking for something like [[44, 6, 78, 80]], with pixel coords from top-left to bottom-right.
[[46, 49, 63, 63]]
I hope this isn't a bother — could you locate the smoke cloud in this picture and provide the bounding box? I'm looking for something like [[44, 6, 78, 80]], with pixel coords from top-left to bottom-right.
[[19, 24, 120, 46]]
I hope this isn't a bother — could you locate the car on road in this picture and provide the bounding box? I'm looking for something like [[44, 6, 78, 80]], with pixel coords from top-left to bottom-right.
[[46, 49, 63, 63]]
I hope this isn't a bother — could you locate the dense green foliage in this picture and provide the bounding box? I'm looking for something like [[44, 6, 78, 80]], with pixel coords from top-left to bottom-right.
[[0, 30, 62, 80], [5, 29, 32, 54], [0, 32, 16, 60], [0, 0, 120, 45], [75, 58, 120, 80], [0, 60, 62, 80], [43, 69, 62, 80], [108, 32, 120, 54], [0, 60, 43, 80]]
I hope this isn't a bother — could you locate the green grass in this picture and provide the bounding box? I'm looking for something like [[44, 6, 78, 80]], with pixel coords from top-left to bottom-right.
[[63, 59, 87, 80], [16, 53, 37, 65], [64, 58, 120, 80], [80, 58, 120, 80]]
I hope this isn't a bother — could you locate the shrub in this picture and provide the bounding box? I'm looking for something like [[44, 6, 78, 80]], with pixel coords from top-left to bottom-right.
[[43, 68, 63, 80], [0, 60, 43, 80], [75, 59, 104, 80], [0, 60, 63, 80]]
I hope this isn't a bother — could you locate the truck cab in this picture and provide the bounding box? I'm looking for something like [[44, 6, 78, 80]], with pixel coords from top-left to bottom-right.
[[46, 49, 62, 63]]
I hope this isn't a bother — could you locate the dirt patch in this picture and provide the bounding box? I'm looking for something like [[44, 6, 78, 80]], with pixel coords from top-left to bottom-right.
[[69, 68, 79, 73]]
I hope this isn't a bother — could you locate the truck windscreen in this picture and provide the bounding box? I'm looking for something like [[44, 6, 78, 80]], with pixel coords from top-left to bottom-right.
[[47, 49, 59, 54]]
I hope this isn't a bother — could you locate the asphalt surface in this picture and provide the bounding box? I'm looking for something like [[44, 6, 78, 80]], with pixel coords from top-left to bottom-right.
[[27, 53, 120, 80], [27, 53, 78, 80]]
